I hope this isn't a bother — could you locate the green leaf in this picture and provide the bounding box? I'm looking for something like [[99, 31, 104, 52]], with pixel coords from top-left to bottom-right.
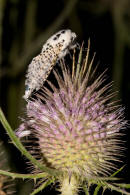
[[0, 108, 59, 176], [115, 183, 130, 189], [103, 182, 130, 195], [111, 165, 126, 177], [94, 184, 102, 195], [30, 180, 53, 195], [88, 176, 120, 182], [0, 169, 48, 180], [83, 185, 89, 195]]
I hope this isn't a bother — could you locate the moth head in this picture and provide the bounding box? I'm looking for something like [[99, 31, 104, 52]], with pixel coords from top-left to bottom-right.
[[47, 29, 77, 50], [23, 85, 31, 100]]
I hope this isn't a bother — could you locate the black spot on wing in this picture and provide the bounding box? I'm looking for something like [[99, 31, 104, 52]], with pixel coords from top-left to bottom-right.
[[56, 33, 61, 38], [53, 33, 61, 41], [53, 36, 57, 40], [61, 30, 65, 34]]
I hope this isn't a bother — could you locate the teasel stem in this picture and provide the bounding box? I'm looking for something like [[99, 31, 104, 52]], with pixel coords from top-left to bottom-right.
[[60, 174, 79, 195]]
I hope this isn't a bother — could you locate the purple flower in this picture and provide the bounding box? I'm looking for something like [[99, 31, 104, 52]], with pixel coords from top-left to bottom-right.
[[17, 44, 127, 194]]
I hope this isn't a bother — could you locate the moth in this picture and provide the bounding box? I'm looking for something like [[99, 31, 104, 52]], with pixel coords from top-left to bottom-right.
[[23, 29, 77, 100]]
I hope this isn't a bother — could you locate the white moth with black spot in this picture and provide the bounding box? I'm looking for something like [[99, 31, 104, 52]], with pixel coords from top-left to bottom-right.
[[23, 29, 77, 100]]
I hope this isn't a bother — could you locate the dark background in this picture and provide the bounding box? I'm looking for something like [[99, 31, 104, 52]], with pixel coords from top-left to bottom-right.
[[0, 0, 130, 194]]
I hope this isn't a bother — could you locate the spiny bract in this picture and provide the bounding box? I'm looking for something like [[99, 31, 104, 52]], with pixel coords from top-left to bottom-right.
[[17, 43, 126, 194], [23, 29, 77, 100]]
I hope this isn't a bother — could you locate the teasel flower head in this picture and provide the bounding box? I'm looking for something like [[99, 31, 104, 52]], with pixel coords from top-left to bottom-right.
[[17, 41, 126, 195]]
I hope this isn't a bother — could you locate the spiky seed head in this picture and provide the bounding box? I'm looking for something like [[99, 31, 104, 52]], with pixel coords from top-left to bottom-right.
[[17, 42, 126, 194]]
